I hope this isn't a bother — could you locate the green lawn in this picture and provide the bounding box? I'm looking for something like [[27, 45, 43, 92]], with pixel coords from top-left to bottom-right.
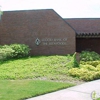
[[0, 80, 74, 100], [0, 51, 99, 99], [1, 55, 99, 100], [0, 55, 76, 100]]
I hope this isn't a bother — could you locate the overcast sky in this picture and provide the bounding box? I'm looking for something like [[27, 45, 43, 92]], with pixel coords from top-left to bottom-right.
[[0, 0, 100, 18]]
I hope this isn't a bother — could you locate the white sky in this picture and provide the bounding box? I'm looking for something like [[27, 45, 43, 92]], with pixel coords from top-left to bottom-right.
[[0, 0, 100, 18]]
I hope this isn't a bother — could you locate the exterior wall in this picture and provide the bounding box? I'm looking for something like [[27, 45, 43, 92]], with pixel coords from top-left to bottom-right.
[[0, 9, 75, 55], [76, 38, 100, 54]]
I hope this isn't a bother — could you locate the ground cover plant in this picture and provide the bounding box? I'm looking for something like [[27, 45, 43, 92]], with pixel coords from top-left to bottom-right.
[[0, 54, 78, 100], [0, 55, 77, 80], [0, 48, 100, 100]]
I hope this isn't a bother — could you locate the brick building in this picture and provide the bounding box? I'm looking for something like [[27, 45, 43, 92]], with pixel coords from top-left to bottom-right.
[[0, 9, 75, 55], [0, 9, 100, 55], [65, 18, 100, 54]]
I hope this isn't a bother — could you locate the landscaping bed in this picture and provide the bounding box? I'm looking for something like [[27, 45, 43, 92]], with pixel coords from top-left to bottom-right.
[[0, 44, 100, 100]]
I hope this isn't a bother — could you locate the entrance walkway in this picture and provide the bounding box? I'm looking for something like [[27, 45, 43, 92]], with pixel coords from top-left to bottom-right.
[[26, 79, 100, 100]]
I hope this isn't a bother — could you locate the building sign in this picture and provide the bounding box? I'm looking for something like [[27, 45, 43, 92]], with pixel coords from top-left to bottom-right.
[[35, 38, 41, 46], [35, 38, 67, 46]]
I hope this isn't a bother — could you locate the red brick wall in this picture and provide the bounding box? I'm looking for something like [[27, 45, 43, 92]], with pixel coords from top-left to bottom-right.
[[0, 9, 75, 55], [76, 38, 100, 54]]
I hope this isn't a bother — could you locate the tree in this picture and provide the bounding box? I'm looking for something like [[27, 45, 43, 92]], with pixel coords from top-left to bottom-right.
[[0, 6, 3, 20]]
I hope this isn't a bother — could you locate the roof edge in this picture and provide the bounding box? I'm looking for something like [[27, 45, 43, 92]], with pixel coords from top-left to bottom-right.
[[3, 9, 54, 12], [52, 9, 76, 33], [64, 18, 100, 20]]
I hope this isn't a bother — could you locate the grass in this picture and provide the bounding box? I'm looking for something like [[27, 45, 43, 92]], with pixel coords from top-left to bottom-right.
[[0, 51, 99, 99], [0, 55, 76, 100], [0, 55, 74, 81], [0, 80, 74, 100]]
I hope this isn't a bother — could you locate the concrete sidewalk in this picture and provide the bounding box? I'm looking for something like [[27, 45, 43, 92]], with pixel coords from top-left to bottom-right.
[[26, 79, 100, 100]]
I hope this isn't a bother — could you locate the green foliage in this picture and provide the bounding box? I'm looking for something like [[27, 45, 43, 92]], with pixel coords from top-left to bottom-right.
[[64, 54, 73, 69], [97, 98, 100, 100], [80, 51, 100, 61], [0, 8, 3, 15], [0, 80, 74, 100], [69, 54, 100, 81], [81, 64, 97, 71], [68, 62, 100, 81], [1, 51, 100, 82], [0, 55, 76, 81], [66, 53, 79, 69], [80, 61, 100, 67], [0, 44, 30, 61], [10, 44, 30, 58], [73, 52, 79, 67], [0, 45, 14, 61], [0, 11, 3, 15], [96, 64, 100, 71]]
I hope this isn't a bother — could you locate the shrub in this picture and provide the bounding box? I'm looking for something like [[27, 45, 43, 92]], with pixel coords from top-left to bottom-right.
[[10, 44, 30, 58], [80, 51, 100, 61], [0, 47, 14, 61], [68, 64, 100, 81], [68, 68, 80, 78], [96, 64, 100, 71], [68, 51, 100, 81], [80, 64, 97, 71], [80, 61, 100, 67], [80, 71, 94, 81], [0, 44, 30, 61], [68, 68, 94, 81]]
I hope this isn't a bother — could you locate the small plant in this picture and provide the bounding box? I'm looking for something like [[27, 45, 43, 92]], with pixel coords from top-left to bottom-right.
[[66, 52, 79, 69], [91, 91, 100, 100], [10, 44, 30, 58], [0, 44, 30, 61], [80, 51, 100, 61], [80, 61, 100, 67], [68, 62, 100, 81], [73, 52, 79, 67], [0, 45, 14, 61]]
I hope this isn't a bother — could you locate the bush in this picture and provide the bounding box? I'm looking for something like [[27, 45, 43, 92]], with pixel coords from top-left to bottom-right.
[[68, 68, 94, 81], [68, 51, 100, 81], [80, 61, 100, 67], [68, 64, 100, 81], [80, 51, 100, 61], [81, 64, 97, 71], [0, 44, 30, 61], [10, 44, 30, 58], [0, 46, 14, 61], [96, 64, 100, 71]]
